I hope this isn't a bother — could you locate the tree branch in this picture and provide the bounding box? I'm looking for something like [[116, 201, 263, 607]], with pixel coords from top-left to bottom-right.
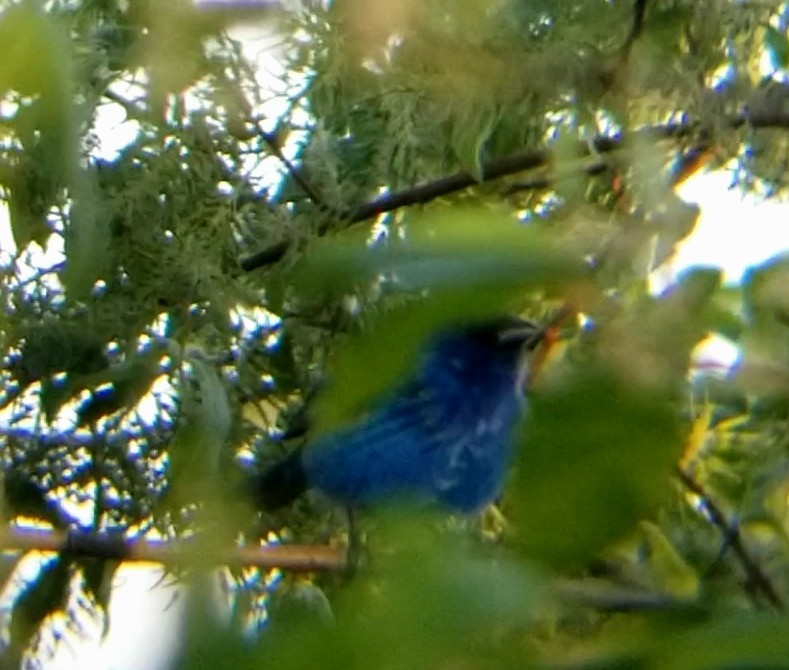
[[1, 527, 347, 573], [621, 0, 648, 59], [676, 468, 784, 611], [239, 123, 694, 272], [261, 131, 331, 213], [239, 108, 789, 274]]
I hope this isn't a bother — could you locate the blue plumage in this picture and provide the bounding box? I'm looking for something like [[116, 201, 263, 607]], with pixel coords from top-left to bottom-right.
[[252, 318, 541, 514]]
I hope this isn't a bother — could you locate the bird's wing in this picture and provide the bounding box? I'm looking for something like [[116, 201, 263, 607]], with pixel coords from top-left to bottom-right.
[[304, 376, 516, 512], [419, 380, 518, 512], [303, 380, 461, 502]]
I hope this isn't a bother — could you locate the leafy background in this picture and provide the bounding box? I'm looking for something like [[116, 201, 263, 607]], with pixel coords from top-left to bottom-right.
[[2, 0, 789, 668]]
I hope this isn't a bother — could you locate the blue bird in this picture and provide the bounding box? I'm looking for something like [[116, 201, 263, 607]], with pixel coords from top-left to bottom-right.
[[251, 317, 546, 514]]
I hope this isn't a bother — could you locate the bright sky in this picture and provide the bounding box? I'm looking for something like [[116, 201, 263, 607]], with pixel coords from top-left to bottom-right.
[[662, 170, 789, 287], [46, 565, 185, 670]]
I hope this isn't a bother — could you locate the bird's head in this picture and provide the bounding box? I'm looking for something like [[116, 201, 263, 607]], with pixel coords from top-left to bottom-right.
[[422, 316, 552, 392], [438, 316, 547, 358], [463, 316, 545, 351]]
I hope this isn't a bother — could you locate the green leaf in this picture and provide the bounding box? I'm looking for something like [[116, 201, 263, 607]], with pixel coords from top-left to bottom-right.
[[0, 5, 77, 249], [742, 254, 789, 327], [510, 363, 684, 569], [75, 351, 162, 425], [639, 521, 699, 599], [451, 107, 497, 181], [658, 614, 789, 669], [167, 354, 232, 504], [188, 356, 234, 460], [63, 173, 111, 300], [294, 205, 588, 302], [0, 7, 69, 94], [5, 161, 52, 249], [552, 122, 586, 205], [764, 26, 789, 71], [264, 516, 547, 670]]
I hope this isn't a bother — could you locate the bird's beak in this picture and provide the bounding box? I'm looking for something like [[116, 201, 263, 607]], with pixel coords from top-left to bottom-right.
[[497, 319, 543, 349], [498, 313, 563, 351], [509, 306, 574, 389]]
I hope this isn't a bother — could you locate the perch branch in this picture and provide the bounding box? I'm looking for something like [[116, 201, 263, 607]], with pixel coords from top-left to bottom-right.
[[1, 527, 346, 573]]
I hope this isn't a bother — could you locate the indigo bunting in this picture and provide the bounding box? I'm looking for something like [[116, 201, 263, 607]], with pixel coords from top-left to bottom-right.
[[252, 317, 545, 514]]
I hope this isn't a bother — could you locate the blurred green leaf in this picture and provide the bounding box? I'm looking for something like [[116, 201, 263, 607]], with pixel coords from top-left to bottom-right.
[[552, 122, 586, 205], [63, 173, 112, 300], [5, 156, 53, 248], [0, 4, 76, 248], [452, 107, 497, 181], [294, 206, 587, 301], [0, 5, 73, 126], [268, 581, 335, 627], [511, 363, 684, 569], [167, 354, 232, 503], [657, 614, 789, 669], [743, 254, 789, 328], [263, 515, 547, 670], [311, 286, 518, 432], [75, 350, 163, 425], [639, 521, 699, 600], [141, 3, 232, 117]]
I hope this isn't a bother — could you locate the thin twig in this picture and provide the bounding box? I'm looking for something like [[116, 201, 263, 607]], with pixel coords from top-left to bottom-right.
[[261, 132, 331, 213], [102, 88, 148, 121], [676, 468, 784, 610]]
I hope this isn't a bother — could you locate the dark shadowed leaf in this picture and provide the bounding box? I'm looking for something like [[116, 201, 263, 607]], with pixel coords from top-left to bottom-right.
[[76, 351, 163, 425], [7, 557, 70, 667]]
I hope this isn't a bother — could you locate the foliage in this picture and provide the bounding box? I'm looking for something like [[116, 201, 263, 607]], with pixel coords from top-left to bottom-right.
[[1, 0, 789, 668]]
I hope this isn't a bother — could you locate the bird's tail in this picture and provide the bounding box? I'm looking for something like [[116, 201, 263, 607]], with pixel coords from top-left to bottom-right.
[[249, 448, 308, 511]]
